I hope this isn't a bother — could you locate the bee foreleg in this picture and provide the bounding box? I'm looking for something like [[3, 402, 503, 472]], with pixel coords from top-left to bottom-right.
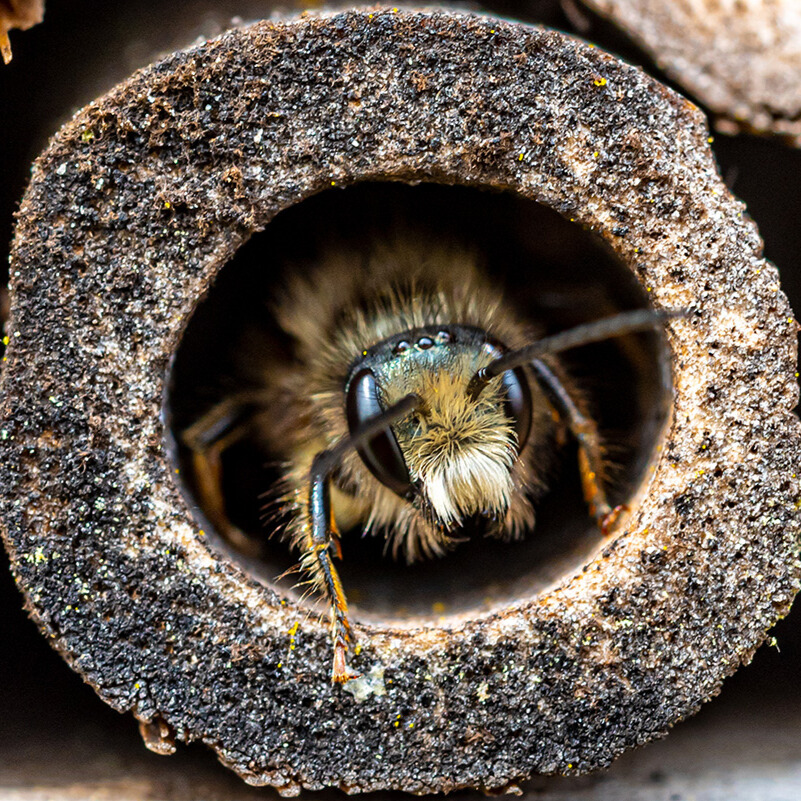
[[301, 394, 422, 682], [182, 397, 262, 554], [530, 359, 623, 534], [308, 451, 359, 684]]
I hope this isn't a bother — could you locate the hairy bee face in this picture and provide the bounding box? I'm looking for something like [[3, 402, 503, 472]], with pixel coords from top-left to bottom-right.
[[345, 325, 532, 530], [178, 228, 660, 681]]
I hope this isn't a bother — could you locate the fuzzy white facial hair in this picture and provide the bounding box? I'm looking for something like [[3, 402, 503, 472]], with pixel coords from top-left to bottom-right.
[[398, 372, 518, 529]]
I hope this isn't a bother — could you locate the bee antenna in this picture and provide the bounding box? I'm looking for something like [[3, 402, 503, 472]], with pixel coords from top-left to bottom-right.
[[313, 393, 423, 479], [467, 308, 687, 400]]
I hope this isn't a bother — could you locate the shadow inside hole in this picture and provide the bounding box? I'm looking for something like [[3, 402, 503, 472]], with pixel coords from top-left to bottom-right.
[[168, 182, 671, 623]]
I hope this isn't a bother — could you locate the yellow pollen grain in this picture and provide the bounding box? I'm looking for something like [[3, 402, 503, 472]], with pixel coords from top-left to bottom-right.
[[288, 621, 300, 637], [593, 77, 607, 86]]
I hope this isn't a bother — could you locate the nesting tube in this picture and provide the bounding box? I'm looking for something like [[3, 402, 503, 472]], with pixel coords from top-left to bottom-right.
[[581, 0, 801, 145], [0, 8, 799, 796]]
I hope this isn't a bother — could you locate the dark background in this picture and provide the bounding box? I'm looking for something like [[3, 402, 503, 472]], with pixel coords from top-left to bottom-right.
[[2, 2, 801, 798]]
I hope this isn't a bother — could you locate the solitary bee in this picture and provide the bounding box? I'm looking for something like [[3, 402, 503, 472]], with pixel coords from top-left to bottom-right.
[[183, 238, 672, 683]]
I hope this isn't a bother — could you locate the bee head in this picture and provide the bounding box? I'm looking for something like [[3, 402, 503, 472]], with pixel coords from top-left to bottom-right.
[[345, 326, 531, 529]]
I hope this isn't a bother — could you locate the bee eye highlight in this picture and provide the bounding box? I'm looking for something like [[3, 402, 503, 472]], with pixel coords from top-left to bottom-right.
[[501, 367, 532, 452], [346, 368, 414, 497]]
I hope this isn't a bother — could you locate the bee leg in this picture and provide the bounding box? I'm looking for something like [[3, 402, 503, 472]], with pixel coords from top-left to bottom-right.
[[181, 398, 261, 555], [530, 359, 623, 534], [308, 451, 359, 684], [301, 394, 421, 682]]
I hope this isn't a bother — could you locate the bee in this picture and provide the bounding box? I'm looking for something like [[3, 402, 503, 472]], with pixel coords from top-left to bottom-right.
[[182, 237, 672, 683]]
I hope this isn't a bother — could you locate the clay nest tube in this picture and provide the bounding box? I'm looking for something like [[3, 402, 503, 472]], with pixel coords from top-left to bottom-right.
[[0, 8, 799, 796], [580, 0, 801, 145]]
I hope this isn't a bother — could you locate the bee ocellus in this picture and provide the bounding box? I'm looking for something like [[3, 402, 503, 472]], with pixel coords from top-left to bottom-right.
[[183, 240, 675, 683]]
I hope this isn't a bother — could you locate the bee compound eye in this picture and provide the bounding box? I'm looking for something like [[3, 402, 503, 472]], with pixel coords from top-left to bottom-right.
[[346, 368, 414, 496], [501, 367, 532, 452]]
